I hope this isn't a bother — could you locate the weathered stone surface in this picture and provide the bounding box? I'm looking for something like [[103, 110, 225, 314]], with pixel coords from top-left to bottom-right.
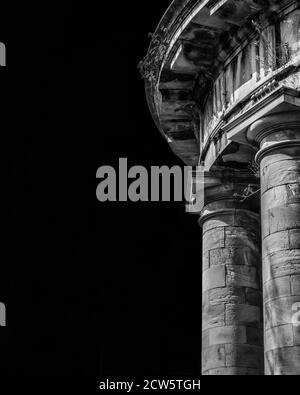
[[226, 304, 261, 327], [203, 251, 210, 271], [227, 266, 259, 289], [263, 249, 300, 281], [261, 159, 300, 193], [233, 212, 259, 230], [264, 276, 291, 301], [210, 247, 258, 267], [225, 228, 258, 249], [207, 326, 247, 346], [294, 325, 300, 346], [201, 189, 262, 374], [203, 266, 226, 292], [203, 214, 234, 234], [264, 296, 300, 330], [225, 344, 263, 369], [268, 205, 300, 235], [289, 229, 300, 249], [203, 228, 225, 252], [202, 329, 210, 350], [202, 345, 226, 372], [261, 155, 300, 174], [262, 203, 300, 237], [265, 324, 294, 352], [291, 275, 300, 295], [208, 286, 246, 305], [265, 346, 300, 375], [203, 302, 225, 331], [261, 211, 270, 238], [263, 231, 289, 256], [262, 184, 300, 210]]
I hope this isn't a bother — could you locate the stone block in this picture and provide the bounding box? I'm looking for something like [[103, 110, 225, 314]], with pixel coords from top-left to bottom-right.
[[264, 276, 291, 301], [285, 183, 300, 205], [268, 204, 300, 234], [265, 350, 275, 375], [225, 344, 263, 369], [291, 275, 300, 295], [265, 346, 300, 375], [225, 228, 258, 249], [263, 231, 289, 256], [203, 302, 225, 331], [263, 249, 300, 281], [264, 296, 300, 330], [203, 228, 225, 253], [262, 211, 270, 238], [226, 304, 261, 327], [208, 286, 246, 305], [261, 187, 276, 210], [263, 159, 300, 192], [265, 324, 294, 352], [209, 248, 233, 267], [226, 266, 259, 289], [293, 324, 300, 346], [208, 325, 247, 346], [203, 214, 234, 234], [202, 329, 210, 350], [202, 345, 226, 372], [289, 229, 300, 249], [203, 266, 226, 292], [203, 251, 210, 271], [233, 211, 259, 230], [210, 247, 259, 267], [261, 153, 300, 173]]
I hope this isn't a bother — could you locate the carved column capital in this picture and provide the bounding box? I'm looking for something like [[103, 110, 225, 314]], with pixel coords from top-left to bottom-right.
[[198, 170, 260, 227], [246, 111, 300, 164]]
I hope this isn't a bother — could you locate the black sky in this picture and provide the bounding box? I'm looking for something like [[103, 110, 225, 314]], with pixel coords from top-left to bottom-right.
[[2, 1, 202, 377]]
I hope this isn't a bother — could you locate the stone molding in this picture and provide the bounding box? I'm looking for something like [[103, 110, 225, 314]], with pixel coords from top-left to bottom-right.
[[199, 207, 260, 228], [247, 111, 300, 146], [256, 140, 300, 165]]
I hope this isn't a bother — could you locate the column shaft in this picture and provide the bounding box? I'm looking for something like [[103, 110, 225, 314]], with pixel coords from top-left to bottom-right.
[[258, 131, 300, 375], [201, 199, 264, 375]]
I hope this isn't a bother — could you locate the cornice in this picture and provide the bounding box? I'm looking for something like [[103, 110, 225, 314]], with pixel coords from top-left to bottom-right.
[[141, 0, 299, 166]]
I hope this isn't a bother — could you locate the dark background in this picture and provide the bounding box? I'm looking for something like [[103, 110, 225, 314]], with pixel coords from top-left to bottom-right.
[[1, 1, 202, 377]]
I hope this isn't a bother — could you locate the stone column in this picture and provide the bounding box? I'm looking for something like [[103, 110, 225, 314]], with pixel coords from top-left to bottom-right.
[[248, 112, 300, 375], [200, 172, 264, 375]]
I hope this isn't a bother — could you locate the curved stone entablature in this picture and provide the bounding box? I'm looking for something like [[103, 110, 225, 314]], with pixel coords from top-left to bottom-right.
[[141, 0, 300, 167]]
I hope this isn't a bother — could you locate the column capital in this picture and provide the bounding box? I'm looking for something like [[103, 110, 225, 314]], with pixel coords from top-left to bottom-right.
[[198, 169, 260, 227], [246, 111, 300, 165], [246, 111, 300, 147]]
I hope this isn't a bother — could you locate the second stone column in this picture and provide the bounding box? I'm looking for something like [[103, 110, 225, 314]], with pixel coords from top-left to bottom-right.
[[200, 171, 264, 375], [249, 112, 300, 375]]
